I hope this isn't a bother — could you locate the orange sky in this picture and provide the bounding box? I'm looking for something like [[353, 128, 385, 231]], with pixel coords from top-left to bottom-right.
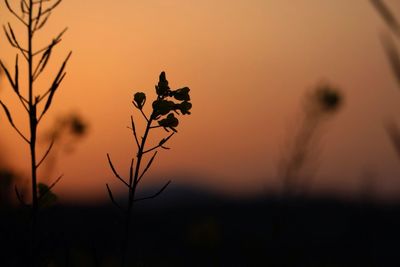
[[1, 1, 400, 202]]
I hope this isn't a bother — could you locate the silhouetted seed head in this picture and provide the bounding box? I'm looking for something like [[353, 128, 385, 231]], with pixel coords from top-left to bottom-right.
[[152, 99, 175, 117], [176, 101, 192, 115], [133, 72, 192, 132], [70, 115, 87, 136], [133, 92, 146, 110], [308, 85, 343, 114], [171, 87, 191, 101], [158, 113, 179, 132], [156, 71, 170, 97]]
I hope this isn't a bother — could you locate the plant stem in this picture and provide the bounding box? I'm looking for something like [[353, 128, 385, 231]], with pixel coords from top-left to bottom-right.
[[28, 0, 39, 262], [121, 114, 154, 266]]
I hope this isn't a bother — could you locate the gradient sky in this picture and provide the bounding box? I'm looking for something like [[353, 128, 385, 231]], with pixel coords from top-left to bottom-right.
[[1, 0, 400, 202]]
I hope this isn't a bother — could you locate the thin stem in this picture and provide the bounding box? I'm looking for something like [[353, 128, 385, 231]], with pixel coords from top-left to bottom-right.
[[122, 114, 153, 266], [130, 116, 140, 149], [142, 132, 174, 154], [107, 154, 131, 188], [134, 180, 171, 202], [139, 108, 149, 122], [5, 0, 28, 26], [36, 138, 54, 169], [27, 2, 39, 264]]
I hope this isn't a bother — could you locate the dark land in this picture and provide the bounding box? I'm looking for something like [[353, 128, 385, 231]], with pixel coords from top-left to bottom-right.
[[0, 185, 399, 267]]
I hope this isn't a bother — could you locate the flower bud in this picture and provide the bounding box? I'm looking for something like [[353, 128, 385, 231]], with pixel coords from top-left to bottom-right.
[[176, 101, 192, 115], [133, 92, 146, 109], [158, 113, 179, 132], [156, 71, 170, 96], [172, 87, 190, 101], [152, 99, 175, 117]]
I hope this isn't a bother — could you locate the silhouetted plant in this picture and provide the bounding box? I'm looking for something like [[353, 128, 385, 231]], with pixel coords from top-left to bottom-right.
[[45, 112, 88, 153], [106, 71, 192, 266], [280, 84, 343, 195], [370, 0, 400, 158], [0, 0, 71, 261]]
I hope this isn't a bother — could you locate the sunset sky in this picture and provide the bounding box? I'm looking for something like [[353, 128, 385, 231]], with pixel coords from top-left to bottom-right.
[[1, 0, 400, 202]]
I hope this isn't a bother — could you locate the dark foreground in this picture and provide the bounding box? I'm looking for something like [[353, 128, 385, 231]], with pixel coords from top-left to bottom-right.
[[0, 186, 399, 266]]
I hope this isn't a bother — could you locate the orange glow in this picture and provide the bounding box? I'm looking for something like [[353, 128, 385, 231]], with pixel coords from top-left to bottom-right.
[[1, 1, 400, 202]]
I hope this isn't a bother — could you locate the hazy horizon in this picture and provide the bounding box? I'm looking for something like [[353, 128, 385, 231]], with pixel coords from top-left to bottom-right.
[[1, 0, 400, 203]]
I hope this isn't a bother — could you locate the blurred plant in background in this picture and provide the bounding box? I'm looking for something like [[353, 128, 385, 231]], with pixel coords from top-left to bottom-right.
[[370, 1, 400, 160], [280, 84, 343, 195], [106, 71, 192, 266], [0, 0, 71, 264], [0, 112, 87, 210]]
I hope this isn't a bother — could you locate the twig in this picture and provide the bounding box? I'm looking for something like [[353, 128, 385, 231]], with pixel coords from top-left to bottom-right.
[[134, 180, 171, 202], [107, 154, 130, 188], [36, 138, 55, 168], [142, 132, 174, 154], [137, 151, 157, 183], [106, 184, 122, 210], [371, 0, 400, 37], [0, 100, 30, 143], [4, 0, 28, 26]]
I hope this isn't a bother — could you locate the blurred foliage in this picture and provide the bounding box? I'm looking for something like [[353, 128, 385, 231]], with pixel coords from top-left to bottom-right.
[[281, 84, 343, 195], [50, 112, 88, 140], [371, 1, 400, 163], [304, 84, 343, 118]]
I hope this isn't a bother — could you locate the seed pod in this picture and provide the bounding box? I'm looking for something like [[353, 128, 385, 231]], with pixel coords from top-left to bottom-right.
[[133, 92, 146, 109]]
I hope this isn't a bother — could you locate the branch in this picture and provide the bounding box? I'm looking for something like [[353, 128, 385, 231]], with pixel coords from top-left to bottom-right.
[[33, 27, 67, 56], [381, 34, 400, 87], [0, 100, 30, 143], [3, 24, 29, 60], [139, 108, 149, 122], [142, 133, 174, 154], [36, 138, 55, 169], [385, 120, 400, 158], [13, 55, 20, 95], [33, 40, 55, 81], [134, 180, 171, 202], [129, 116, 140, 149], [129, 157, 134, 187], [20, 0, 29, 15], [0, 58, 29, 111], [38, 51, 72, 121], [13, 55, 29, 111], [4, 0, 28, 26], [137, 151, 157, 183], [371, 0, 400, 37], [106, 184, 122, 210], [33, 0, 54, 4], [35, 10, 51, 31], [32, 0, 44, 31], [32, 0, 62, 20], [107, 154, 130, 188]]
